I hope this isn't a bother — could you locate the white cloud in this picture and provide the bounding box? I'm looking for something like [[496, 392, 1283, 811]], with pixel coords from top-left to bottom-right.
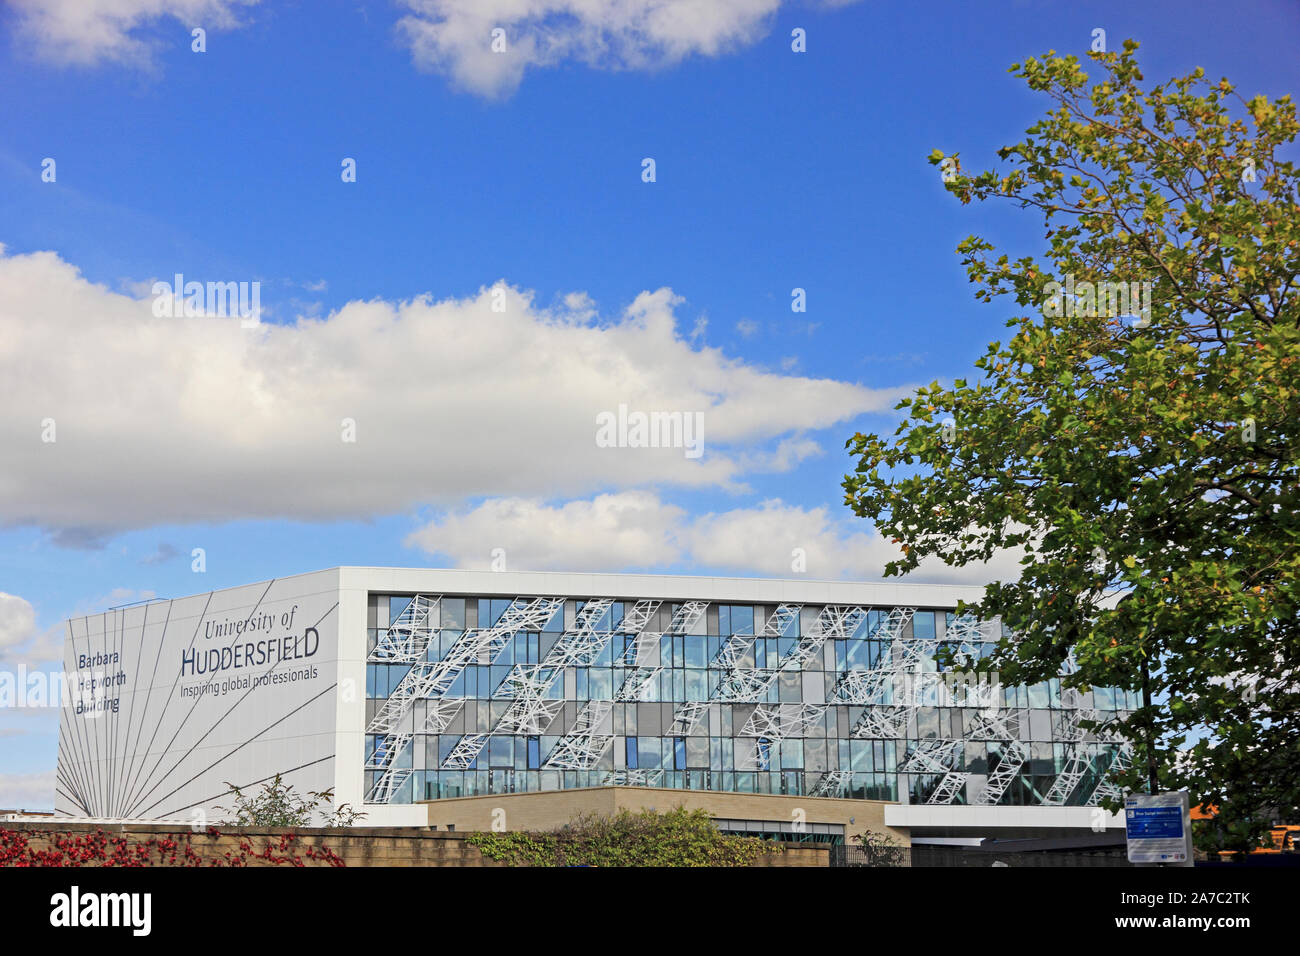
[[0, 770, 55, 810], [11, 1, 863, 88], [0, 592, 62, 668], [10, 0, 259, 67], [0, 248, 907, 538], [397, 0, 784, 97], [407, 490, 1026, 584], [407, 491, 683, 570], [0, 593, 37, 652]]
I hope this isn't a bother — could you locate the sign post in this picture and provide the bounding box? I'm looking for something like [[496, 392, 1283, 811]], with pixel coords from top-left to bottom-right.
[[1124, 791, 1194, 866]]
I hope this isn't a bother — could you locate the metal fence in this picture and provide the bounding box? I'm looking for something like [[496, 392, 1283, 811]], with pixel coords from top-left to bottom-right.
[[829, 844, 910, 867], [910, 844, 1130, 867]]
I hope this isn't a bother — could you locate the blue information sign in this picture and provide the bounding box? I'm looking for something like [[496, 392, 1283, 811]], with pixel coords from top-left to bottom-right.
[[1126, 805, 1183, 839], [1125, 792, 1192, 864]]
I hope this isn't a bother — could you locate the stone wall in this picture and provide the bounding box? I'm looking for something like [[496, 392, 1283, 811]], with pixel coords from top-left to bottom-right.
[[0, 821, 827, 867], [421, 785, 908, 848]]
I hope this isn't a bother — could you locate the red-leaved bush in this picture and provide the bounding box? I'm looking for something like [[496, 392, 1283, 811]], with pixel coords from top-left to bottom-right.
[[0, 827, 345, 867]]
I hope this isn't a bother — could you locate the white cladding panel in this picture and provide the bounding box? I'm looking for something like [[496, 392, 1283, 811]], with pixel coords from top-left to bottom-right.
[[56, 570, 340, 822]]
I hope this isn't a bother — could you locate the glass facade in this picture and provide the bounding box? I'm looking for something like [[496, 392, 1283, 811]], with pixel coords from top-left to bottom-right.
[[362, 593, 1135, 808]]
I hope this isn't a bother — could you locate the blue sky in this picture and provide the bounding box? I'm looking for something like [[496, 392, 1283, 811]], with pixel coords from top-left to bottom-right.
[[0, 0, 1296, 804]]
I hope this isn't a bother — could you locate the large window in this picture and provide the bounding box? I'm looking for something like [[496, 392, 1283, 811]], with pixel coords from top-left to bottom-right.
[[364, 594, 1131, 808]]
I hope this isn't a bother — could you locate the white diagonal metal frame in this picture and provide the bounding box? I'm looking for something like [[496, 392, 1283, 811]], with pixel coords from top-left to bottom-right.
[[1043, 744, 1094, 805], [928, 771, 968, 805], [545, 701, 614, 769], [809, 769, 852, 798], [614, 667, 662, 701], [714, 633, 754, 670], [667, 701, 708, 736], [365, 732, 414, 804], [365, 732, 412, 772], [666, 600, 708, 635], [368, 596, 563, 735], [762, 603, 802, 638], [734, 737, 771, 771], [602, 769, 664, 787], [976, 738, 1029, 806], [543, 598, 614, 667], [621, 631, 662, 667], [779, 606, 866, 670], [366, 768, 412, 804], [424, 696, 465, 733], [1086, 744, 1132, 806], [712, 668, 780, 702], [900, 737, 962, 774], [369, 594, 442, 663], [741, 703, 826, 741], [1042, 685, 1107, 806], [442, 733, 489, 770], [617, 599, 663, 634], [494, 665, 566, 735], [711, 603, 805, 700]]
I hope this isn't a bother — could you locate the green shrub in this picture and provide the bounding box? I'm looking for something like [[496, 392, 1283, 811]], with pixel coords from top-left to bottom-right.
[[218, 774, 365, 827], [851, 829, 908, 866], [466, 807, 783, 867]]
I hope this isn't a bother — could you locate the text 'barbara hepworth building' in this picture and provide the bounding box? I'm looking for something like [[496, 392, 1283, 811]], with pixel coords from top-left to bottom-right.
[[57, 568, 1134, 848]]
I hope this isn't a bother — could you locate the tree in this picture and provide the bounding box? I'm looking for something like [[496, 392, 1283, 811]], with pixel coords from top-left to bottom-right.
[[843, 40, 1299, 849], [851, 829, 908, 867], [219, 774, 365, 827]]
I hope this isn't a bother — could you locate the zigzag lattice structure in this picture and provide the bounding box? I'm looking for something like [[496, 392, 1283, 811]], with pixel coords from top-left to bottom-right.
[[615, 667, 661, 702], [356, 595, 1134, 813], [741, 703, 826, 741], [546, 701, 614, 770], [369, 596, 563, 734], [831, 608, 917, 706], [494, 664, 564, 735], [968, 704, 1030, 806], [927, 771, 968, 805], [365, 732, 411, 773], [780, 606, 866, 670], [809, 769, 852, 798], [667, 701, 708, 736], [711, 668, 780, 702], [366, 769, 411, 803], [900, 737, 962, 774], [602, 769, 664, 787], [367, 597, 563, 801], [666, 601, 708, 635], [364, 732, 414, 802], [369, 594, 442, 663], [850, 609, 940, 740], [442, 733, 489, 770], [424, 697, 465, 733], [543, 598, 614, 667], [618, 600, 663, 635], [711, 604, 801, 699], [1042, 686, 1105, 806], [978, 739, 1029, 806], [1086, 744, 1132, 806]]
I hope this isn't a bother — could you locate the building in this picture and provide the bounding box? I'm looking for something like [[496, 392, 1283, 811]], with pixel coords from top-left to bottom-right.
[[55, 567, 1132, 853]]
